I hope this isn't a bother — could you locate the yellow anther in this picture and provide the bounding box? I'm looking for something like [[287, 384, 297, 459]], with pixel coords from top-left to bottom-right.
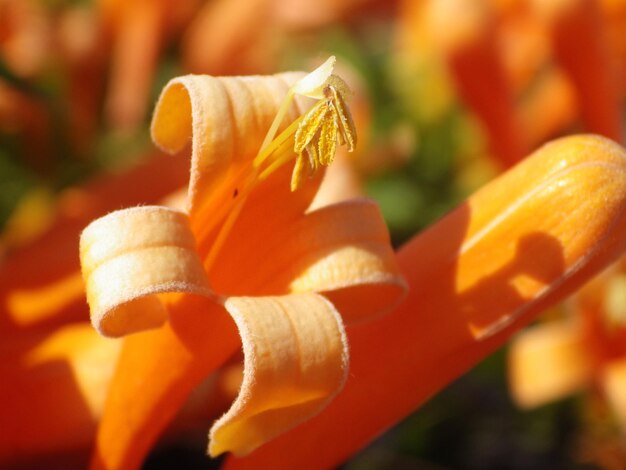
[[253, 58, 357, 192], [207, 59, 358, 271], [289, 77, 357, 190]]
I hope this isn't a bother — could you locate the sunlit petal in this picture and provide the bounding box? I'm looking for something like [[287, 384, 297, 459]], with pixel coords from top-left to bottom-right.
[[211, 199, 405, 322], [508, 320, 592, 408], [80, 206, 211, 337], [150, 72, 313, 249], [209, 293, 348, 456], [223, 135, 626, 469], [0, 324, 120, 463], [601, 357, 626, 429]]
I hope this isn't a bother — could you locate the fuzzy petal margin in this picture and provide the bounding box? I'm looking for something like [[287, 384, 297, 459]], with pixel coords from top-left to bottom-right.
[[150, 72, 318, 247], [209, 293, 348, 456], [212, 198, 406, 321], [222, 135, 626, 469], [80, 206, 211, 337]]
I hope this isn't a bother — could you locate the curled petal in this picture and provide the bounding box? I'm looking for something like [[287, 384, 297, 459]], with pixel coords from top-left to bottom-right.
[[212, 199, 406, 322], [288, 200, 406, 322], [150, 72, 311, 246], [0, 153, 188, 336], [508, 320, 592, 408], [80, 206, 211, 337], [209, 293, 348, 457]]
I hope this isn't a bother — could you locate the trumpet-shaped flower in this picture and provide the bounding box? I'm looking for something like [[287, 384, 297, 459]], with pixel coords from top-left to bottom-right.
[[509, 260, 626, 429], [216, 135, 626, 469], [80, 59, 406, 468]]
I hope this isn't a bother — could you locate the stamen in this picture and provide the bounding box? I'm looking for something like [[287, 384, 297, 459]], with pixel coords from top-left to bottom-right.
[[330, 86, 357, 152], [254, 117, 302, 168], [290, 154, 310, 192], [294, 100, 329, 154], [256, 90, 296, 160], [253, 59, 357, 192], [258, 137, 299, 181], [205, 58, 358, 271], [318, 104, 339, 166]]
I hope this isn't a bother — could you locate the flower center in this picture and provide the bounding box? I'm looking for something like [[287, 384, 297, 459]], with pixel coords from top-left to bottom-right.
[[204, 58, 357, 272], [253, 75, 357, 191]]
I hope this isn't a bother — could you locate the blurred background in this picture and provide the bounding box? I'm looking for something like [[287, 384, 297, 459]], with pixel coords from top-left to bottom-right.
[[1, 0, 626, 468]]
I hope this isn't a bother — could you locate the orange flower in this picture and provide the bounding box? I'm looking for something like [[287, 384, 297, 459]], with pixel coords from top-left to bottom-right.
[[509, 259, 626, 428], [0, 152, 188, 336], [0, 147, 197, 466], [81, 58, 406, 469], [398, 0, 625, 170], [403, 0, 527, 168], [218, 135, 626, 469], [532, 0, 624, 143]]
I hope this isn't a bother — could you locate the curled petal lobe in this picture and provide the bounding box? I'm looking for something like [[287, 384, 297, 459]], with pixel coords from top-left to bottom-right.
[[209, 293, 348, 457], [455, 135, 626, 338], [80, 206, 211, 337], [150, 73, 308, 228], [212, 198, 406, 322]]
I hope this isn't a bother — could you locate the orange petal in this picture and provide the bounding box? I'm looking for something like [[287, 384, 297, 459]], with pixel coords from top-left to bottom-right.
[[80, 206, 211, 336], [223, 135, 626, 469], [211, 197, 405, 321], [104, 0, 167, 131], [150, 73, 324, 256], [0, 152, 188, 335], [508, 319, 592, 408], [90, 295, 239, 470], [80, 206, 212, 337], [601, 356, 626, 429], [424, 0, 526, 167], [0, 324, 120, 464], [532, 0, 624, 142], [209, 293, 348, 456]]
